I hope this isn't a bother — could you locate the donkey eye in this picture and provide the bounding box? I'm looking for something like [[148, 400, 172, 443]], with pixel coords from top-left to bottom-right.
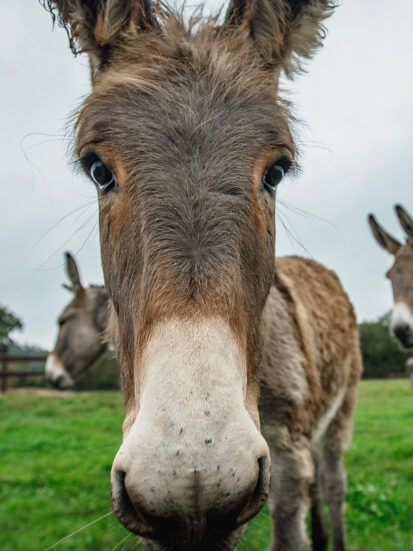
[[262, 158, 291, 193], [82, 154, 117, 194]]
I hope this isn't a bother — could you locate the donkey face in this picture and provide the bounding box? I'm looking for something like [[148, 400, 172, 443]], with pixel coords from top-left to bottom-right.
[[369, 205, 413, 349], [44, 1, 333, 548], [46, 252, 108, 388]]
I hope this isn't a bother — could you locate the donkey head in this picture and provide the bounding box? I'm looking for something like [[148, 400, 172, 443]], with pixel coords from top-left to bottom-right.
[[369, 205, 413, 349], [43, 1, 334, 548], [46, 252, 109, 388]]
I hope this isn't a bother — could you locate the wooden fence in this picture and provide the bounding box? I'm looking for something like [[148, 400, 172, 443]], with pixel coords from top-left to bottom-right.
[[0, 345, 47, 393]]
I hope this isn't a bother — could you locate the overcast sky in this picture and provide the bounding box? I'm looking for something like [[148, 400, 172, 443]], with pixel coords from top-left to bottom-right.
[[1, 1, 412, 350]]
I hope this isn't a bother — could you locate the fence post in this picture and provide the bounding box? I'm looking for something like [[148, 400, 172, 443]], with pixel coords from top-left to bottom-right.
[[1, 343, 8, 393]]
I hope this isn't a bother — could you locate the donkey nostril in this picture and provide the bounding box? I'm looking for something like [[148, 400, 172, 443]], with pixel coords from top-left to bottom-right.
[[111, 469, 155, 537], [48, 375, 63, 389], [234, 456, 271, 527], [394, 324, 410, 340]]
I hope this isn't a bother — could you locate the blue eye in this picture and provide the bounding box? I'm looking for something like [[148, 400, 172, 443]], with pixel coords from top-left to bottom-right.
[[82, 154, 117, 194], [262, 159, 291, 193]]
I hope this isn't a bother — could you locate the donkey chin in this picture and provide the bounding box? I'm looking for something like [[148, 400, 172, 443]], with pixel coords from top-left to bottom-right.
[[391, 302, 413, 349], [138, 527, 247, 551]]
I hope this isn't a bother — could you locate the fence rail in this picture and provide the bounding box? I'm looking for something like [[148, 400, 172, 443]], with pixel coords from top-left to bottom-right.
[[0, 347, 48, 393]]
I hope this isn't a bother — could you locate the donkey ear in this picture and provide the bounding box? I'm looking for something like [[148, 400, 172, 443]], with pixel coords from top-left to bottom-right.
[[368, 214, 401, 256], [395, 204, 413, 240], [43, 0, 157, 75], [64, 251, 83, 293], [225, 0, 335, 76]]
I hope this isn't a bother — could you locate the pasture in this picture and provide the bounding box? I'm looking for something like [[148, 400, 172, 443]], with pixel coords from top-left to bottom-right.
[[1, 379, 412, 551]]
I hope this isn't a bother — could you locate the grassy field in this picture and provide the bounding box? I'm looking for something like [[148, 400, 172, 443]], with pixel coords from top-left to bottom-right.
[[0, 380, 412, 551]]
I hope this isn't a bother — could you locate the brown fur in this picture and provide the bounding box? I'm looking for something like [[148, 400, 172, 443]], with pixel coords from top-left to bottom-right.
[[260, 257, 361, 551], [265, 256, 361, 450], [261, 257, 360, 437]]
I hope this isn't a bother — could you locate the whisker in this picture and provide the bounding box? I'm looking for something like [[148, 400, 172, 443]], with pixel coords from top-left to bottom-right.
[[43, 511, 113, 551], [28, 200, 95, 254], [0, 439, 120, 455], [279, 209, 304, 244], [278, 199, 345, 244], [110, 533, 133, 551], [0, 439, 121, 454], [13, 211, 98, 294], [292, 140, 351, 187], [278, 209, 314, 258], [73, 218, 99, 256], [68, 189, 96, 199], [20, 132, 66, 143], [277, 206, 314, 258], [71, 202, 97, 227], [255, 507, 272, 521], [277, 210, 298, 253], [28, 211, 98, 272], [23, 137, 68, 157], [19, 133, 66, 194]]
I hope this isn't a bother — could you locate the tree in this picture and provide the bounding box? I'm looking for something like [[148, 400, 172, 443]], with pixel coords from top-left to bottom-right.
[[359, 313, 410, 378], [0, 305, 23, 346]]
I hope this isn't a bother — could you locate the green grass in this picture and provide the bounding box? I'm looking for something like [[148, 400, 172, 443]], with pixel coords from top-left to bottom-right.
[[0, 380, 412, 551], [343, 380, 413, 551]]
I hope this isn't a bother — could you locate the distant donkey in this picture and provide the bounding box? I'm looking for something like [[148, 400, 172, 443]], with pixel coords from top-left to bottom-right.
[[45, 252, 109, 389], [368, 205, 413, 349], [41, 1, 361, 550]]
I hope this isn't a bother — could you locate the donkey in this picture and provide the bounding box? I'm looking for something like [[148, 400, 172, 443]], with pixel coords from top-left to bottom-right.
[[368, 205, 413, 349], [47, 253, 361, 551], [45, 252, 109, 389], [42, 2, 361, 550]]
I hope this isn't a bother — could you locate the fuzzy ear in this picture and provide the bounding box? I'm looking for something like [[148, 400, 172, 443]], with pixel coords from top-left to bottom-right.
[[368, 214, 401, 256], [225, 0, 335, 75], [64, 251, 83, 294], [42, 0, 157, 75], [395, 204, 413, 240]]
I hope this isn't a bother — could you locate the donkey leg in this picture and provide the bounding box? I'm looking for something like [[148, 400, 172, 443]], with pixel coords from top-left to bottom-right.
[[266, 442, 313, 551], [310, 445, 328, 551], [321, 373, 359, 551], [321, 442, 346, 551]]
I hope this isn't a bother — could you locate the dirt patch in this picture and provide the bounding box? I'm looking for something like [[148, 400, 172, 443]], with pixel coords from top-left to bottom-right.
[[5, 387, 77, 398]]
